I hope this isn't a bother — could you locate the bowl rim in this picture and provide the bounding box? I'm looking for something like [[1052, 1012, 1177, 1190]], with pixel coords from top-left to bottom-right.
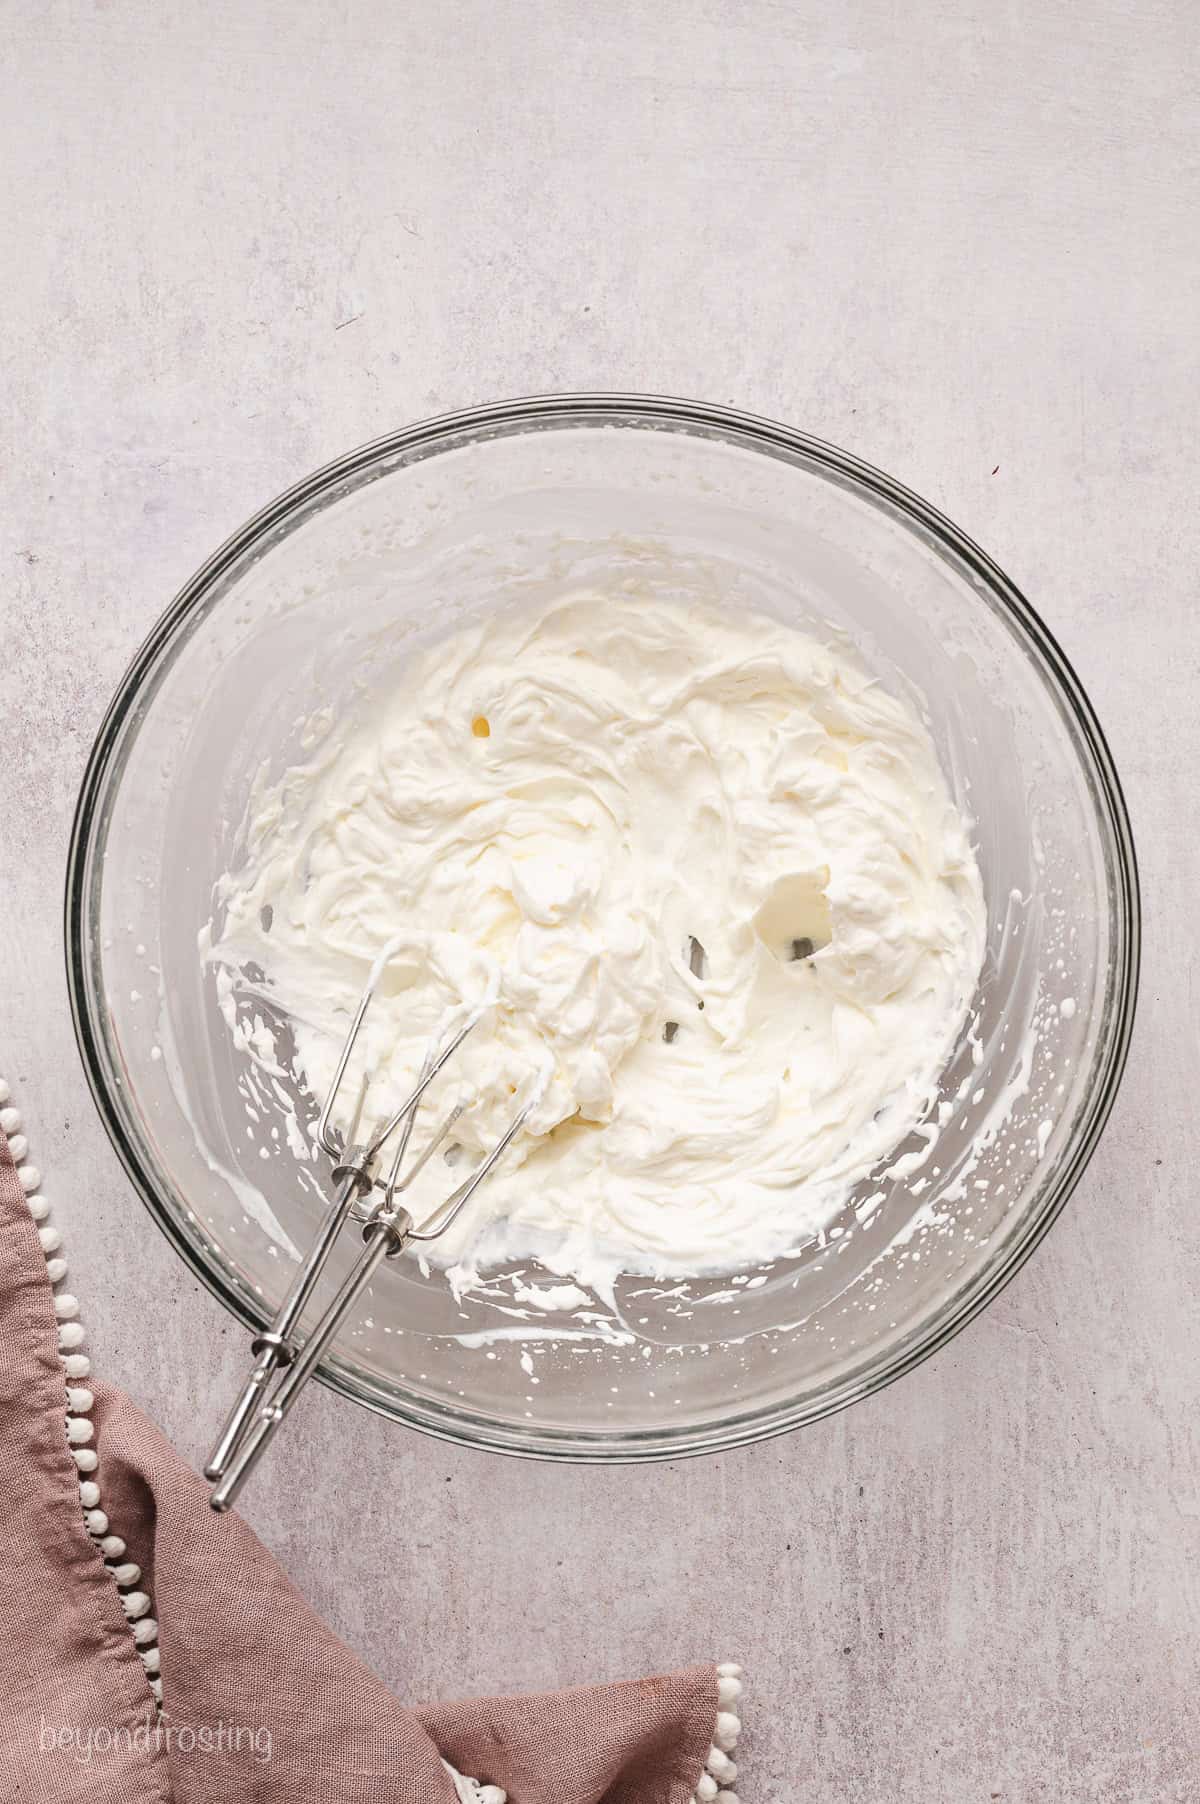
[[64, 391, 1141, 1462]]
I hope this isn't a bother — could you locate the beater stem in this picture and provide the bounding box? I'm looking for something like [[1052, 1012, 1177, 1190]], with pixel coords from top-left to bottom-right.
[[203, 1160, 371, 1481], [209, 1206, 409, 1512]]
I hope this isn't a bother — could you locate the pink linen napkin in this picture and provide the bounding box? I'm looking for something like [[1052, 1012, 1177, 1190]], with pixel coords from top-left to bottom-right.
[[0, 1109, 737, 1803]]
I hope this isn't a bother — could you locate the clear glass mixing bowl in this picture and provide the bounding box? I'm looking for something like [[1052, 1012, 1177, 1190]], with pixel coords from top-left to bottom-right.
[[66, 395, 1139, 1460]]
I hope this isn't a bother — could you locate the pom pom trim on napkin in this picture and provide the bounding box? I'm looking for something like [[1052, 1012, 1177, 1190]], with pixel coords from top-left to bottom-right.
[[0, 1072, 165, 1707], [693, 1665, 744, 1804]]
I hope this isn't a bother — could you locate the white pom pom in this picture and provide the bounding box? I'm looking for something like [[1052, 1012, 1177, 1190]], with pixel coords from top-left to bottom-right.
[[18, 1164, 41, 1193], [0, 1107, 20, 1134], [85, 1509, 109, 1535], [707, 1750, 736, 1784], [696, 1776, 718, 1802], [140, 1647, 160, 1675], [66, 1415, 94, 1444], [7, 1134, 28, 1162], [715, 1793, 739, 1804], [112, 1562, 141, 1587], [67, 1386, 93, 1412], [122, 1591, 151, 1620], [54, 1294, 80, 1320], [132, 1617, 158, 1646], [28, 1193, 50, 1221], [79, 1480, 100, 1508], [45, 1256, 68, 1283], [149, 1676, 163, 1703], [100, 1535, 126, 1559], [717, 1674, 742, 1706], [38, 1225, 62, 1253], [63, 1354, 91, 1379], [58, 1322, 85, 1350], [716, 1663, 742, 1678], [73, 1448, 99, 1473], [715, 1712, 740, 1750]]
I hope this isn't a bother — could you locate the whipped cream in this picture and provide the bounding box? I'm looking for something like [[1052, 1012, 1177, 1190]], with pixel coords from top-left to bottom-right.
[[207, 594, 985, 1284]]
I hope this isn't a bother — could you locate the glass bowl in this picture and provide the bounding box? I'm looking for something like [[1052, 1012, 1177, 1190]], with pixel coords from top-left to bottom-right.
[[66, 395, 1139, 1461]]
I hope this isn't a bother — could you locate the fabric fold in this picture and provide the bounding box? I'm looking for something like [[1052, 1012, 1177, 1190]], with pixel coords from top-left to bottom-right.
[[0, 1111, 724, 1804], [418, 1668, 719, 1804]]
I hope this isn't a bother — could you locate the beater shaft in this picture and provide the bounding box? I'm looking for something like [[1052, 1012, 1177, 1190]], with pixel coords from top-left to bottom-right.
[[203, 1165, 367, 1482], [209, 1202, 408, 1512]]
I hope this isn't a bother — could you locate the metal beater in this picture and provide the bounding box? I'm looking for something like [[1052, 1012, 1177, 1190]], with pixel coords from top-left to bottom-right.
[[205, 958, 534, 1511]]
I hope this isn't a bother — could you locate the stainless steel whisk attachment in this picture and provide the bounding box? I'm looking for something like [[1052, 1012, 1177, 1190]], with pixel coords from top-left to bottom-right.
[[205, 960, 534, 1511]]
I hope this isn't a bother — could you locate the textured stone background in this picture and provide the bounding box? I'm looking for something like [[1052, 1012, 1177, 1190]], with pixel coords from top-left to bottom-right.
[[2, 3, 1197, 1799]]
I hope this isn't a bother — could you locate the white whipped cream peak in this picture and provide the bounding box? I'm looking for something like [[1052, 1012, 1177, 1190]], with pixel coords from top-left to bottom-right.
[[207, 593, 984, 1282]]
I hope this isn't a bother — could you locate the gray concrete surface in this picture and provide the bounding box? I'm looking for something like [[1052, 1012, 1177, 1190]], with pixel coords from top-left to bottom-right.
[[2, 3, 1197, 1799]]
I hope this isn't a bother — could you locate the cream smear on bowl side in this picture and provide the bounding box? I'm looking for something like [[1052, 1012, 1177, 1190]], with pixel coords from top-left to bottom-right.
[[203, 593, 987, 1305]]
